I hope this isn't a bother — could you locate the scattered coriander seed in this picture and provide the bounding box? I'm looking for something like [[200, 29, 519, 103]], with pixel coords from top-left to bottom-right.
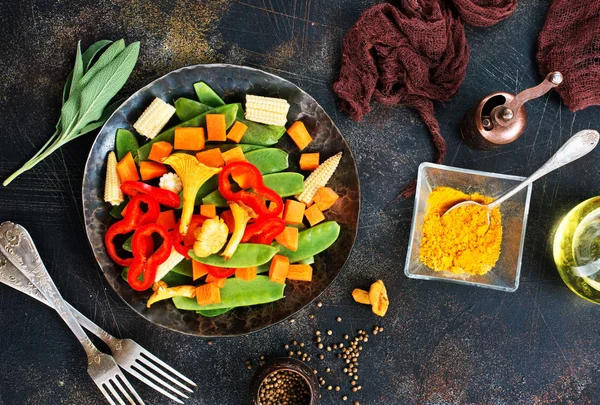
[[354, 375, 359, 381], [343, 395, 348, 401], [379, 327, 384, 332], [247, 365, 252, 369], [317, 302, 323, 308], [307, 357, 311, 361], [344, 334, 349, 339], [351, 381, 357, 386], [355, 401, 360, 405], [292, 340, 298, 346], [348, 372, 353, 376], [316, 337, 322, 343], [284, 344, 290, 349], [333, 344, 338, 349], [316, 330, 321, 336], [300, 342, 305, 347], [297, 351, 302, 356], [327, 385, 332, 391], [352, 387, 358, 393], [318, 343, 324, 349], [326, 346, 332, 352], [337, 316, 342, 322], [289, 351, 294, 356], [313, 370, 318, 375], [335, 386, 341, 392], [337, 353, 342, 358], [319, 354, 325, 360], [327, 330, 332, 336], [346, 359, 351, 364], [290, 319, 295, 323], [357, 385, 362, 390], [325, 367, 331, 373], [339, 343, 344, 348], [344, 368, 348, 373], [309, 314, 315, 319]]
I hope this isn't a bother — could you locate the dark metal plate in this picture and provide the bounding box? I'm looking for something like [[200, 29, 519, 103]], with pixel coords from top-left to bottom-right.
[[82, 64, 360, 336]]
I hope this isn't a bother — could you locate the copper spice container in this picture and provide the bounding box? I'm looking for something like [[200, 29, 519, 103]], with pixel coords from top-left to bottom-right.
[[461, 71, 563, 150]]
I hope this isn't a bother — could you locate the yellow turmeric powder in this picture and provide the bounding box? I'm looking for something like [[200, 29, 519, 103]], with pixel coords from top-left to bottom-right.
[[419, 187, 502, 275]]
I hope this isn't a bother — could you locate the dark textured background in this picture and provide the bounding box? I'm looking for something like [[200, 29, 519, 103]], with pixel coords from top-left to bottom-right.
[[1, 1, 599, 404]]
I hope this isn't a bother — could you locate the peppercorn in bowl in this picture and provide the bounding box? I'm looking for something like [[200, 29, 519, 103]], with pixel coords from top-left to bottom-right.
[[404, 163, 532, 292]]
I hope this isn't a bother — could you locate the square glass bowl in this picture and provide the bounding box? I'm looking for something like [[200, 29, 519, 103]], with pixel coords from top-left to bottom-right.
[[404, 163, 533, 292]]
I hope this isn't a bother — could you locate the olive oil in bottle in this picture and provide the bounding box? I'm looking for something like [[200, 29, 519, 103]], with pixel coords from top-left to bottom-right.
[[553, 196, 600, 304]]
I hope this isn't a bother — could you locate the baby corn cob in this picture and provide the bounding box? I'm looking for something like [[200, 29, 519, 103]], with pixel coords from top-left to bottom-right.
[[245, 94, 290, 126], [295, 152, 342, 205], [154, 248, 185, 282], [133, 97, 176, 139], [104, 151, 124, 206]]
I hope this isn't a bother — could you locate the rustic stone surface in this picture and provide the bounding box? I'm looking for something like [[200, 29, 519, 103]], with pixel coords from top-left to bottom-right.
[[1, 0, 600, 404]]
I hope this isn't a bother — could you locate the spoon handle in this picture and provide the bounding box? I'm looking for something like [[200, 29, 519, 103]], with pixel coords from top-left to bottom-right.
[[489, 129, 599, 209]]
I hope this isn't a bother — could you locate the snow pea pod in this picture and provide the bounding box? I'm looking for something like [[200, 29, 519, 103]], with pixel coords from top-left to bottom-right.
[[197, 308, 232, 317], [275, 221, 341, 263], [175, 98, 212, 121], [238, 118, 286, 146], [169, 259, 193, 277], [194, 81, 225, 107], [202, 172, 305, 207], [137, 104, 238, 160], [245, 148, 289, 174], [188, 243, 278, 268], [115, 128, 139, 161], [173, 276, 285, 311]]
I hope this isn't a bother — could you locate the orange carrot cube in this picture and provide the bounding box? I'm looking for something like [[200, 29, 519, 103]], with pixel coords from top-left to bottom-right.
[[287, 121, 312, 150], [196, 283, 221, 305], [200, 204, 217, 218], [196, 148, 225, 168], [235, 267, 257, 282], [148, 141, 173, 162], [304, 204, 325, 226], [206, 114, 227, 142], [192, 261, 209, 281], [156, 210, 176, 231], [275, 227, 299, 252], [205, 274, 227, 288], [174, 127, 205, 151], [269, 255, 289, 284], [117, 152, 139, 183], [220, 210, 234, 234], [299, 153, 320, 171], [287, 264, 313, 282], [312, 187, 339, 211], [226, 121, 249, 143], [283, 200, 306, 225], [221, 146, 246, 164], [139, 161, 168, 180]]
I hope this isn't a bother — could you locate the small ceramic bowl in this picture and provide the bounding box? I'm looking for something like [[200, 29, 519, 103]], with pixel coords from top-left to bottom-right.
[[250, 357, 319, 405], [404, 163, 532, 292]]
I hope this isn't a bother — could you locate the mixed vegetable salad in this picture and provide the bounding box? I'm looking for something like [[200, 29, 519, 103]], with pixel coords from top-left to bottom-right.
[[103, 81, 343, 317]]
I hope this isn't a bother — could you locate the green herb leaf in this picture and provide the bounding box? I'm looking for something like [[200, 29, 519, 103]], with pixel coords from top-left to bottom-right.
[[74, 42, 139, 133], [69, 42, 84, 98], [3, 39, 139, 186], [62, 40, 113, 104], [77, 98, 123, 136]]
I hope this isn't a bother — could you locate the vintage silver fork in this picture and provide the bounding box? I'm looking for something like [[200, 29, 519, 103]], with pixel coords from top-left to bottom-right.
[[0, 222, 148, 405], [0, 222, 196, 404]]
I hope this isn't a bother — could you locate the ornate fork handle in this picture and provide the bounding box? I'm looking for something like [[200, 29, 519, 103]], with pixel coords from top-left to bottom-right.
[[0, 222, 104, 363]]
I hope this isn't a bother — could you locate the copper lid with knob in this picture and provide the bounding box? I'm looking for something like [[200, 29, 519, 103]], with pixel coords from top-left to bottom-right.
[[461, 71, 563, 150]]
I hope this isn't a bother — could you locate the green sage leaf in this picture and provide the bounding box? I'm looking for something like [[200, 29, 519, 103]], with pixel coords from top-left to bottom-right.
[[69, 42, 139, 136], [63, 40, 113, 104], [69, 42, 84, 98], [77, 98, 123, 136]]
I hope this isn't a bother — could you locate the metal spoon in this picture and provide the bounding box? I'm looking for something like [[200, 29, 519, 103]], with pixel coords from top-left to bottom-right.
[[443, 129, 600, 224]]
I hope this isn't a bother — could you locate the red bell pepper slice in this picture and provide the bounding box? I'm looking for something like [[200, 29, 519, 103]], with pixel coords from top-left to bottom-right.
[[218, 162, 283, 219], [242, 217, 286, 244], [202, 263, 235, 278], [105, 194, 160, 267], [127, 223, 173, 291], [121, 181, 181, 209]]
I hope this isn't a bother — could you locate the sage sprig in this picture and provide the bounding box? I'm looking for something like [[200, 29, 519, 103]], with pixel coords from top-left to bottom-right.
[[3, 39, 139, 186]]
